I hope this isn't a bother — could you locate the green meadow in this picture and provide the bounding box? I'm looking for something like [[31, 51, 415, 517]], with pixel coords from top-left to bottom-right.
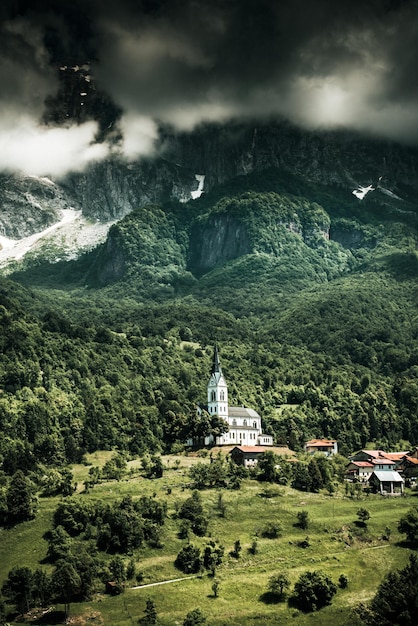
[[1, 452, 416, 625]]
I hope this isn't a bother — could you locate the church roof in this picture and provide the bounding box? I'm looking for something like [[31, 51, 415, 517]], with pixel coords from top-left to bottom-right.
[[228, 407, 261, 419]]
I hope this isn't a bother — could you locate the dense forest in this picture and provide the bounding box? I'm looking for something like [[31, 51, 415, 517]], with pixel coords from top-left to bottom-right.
[[0, 166, 417, 484]]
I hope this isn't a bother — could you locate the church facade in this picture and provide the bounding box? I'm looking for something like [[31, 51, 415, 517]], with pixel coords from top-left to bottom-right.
[[188, 346, 274, 447]]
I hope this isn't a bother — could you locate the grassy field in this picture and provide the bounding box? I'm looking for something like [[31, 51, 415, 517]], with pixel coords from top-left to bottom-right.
[[1, 454, 416, 625]]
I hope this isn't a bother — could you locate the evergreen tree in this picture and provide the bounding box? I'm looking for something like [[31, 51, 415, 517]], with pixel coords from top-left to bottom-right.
[[398, 508, 418, 542], [6, 470, 37, 523], [291, 463, 312, 492], [141, 598, 158, 625], [308, 458, 324, 492], [257, 451, 278, 482], [357, 554, 418, 625]]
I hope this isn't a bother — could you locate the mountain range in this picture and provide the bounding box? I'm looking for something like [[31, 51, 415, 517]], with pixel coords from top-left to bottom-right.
[[0, 119, 418, 463]]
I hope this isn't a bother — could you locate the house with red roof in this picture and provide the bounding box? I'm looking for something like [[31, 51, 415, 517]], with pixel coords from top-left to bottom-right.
[[346, 449, 406, 493], [397, 455, 418, 480], [346, 460, 374, 482], [304, 439, 338, 457], [229, 445, 267, 467]]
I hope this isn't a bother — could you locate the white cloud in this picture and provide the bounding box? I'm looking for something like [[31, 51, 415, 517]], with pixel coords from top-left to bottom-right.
[[0, 116, 109, 177], [118, 114, 158, 159]]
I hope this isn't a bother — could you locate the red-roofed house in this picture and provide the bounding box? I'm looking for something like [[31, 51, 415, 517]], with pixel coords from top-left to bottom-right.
[[349, 450, 386, 463], [346, 461, 374, 482], [304, 439, 338, 457], [230, 445, 267, 467], [398, 455, 418, 480]]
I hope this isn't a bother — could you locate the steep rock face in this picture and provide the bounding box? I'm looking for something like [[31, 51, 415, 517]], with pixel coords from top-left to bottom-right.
[[330, 221, 377, 249], [63, 158, 199, 221], [2, 119, 418, 251], [188, 193, 331, 276], [189, 214, 251, 276], [0, 174, 71, 239], [94, 228, 126, 285], [162, 121, 418, 193]]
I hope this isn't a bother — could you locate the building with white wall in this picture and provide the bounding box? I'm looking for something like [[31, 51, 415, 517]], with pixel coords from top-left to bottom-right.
[[189, 346, 273, 447]]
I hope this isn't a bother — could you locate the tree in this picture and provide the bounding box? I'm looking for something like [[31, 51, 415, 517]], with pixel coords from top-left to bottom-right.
[[51, 560, 82, 619], [268, 572, 290, 599], [338, 574, 349, 589], [6, 470, 37, 523], [308, 458, 324, 492], [46, 525, 73, 561], [231, 539, 241, 558], [183, 608, 207, 626], [1, 566, 34, 614], [203, 540, 224, 575], [261, 521, 282, 538], [292, 570, 337, 612], [141, 597, 158, 625], [257, 451, 278, 482], [297, 510, 309, 530], [357, 508, 370, 525], [212, 578, 220, 598], [175, 544, 203, 574], [178, 491, 208, 536], [291, 463, 312, 492], [398, 507, 418, 542], [109, 556, 126, 583], [356, 553, 418, 625]]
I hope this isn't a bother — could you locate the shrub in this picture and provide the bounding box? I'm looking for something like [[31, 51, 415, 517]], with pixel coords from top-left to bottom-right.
[[268, 572, 290, 599], [175, 544, 203, 574], [398, 507, 418, 542], [292, 570, 337, 612], [357, 508, 370, 525], [338, 574, 349, 589], [297, 510, 309, 530], [183, 608, 207, 625], [261, 522, 282, 538]]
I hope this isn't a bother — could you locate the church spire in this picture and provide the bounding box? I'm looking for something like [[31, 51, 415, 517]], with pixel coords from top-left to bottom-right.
[[208, 344, 228, 417], [212, 344, 222, 374]]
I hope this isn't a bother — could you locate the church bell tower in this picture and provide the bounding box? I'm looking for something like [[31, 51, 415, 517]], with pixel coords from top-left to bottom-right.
[[207, 345, 228, 418]]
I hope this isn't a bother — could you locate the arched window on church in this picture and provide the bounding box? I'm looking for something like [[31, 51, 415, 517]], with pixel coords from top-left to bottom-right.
[[211, 391, 216, 402], [253, 421, 257, 429], [243, 419, 247, 427], [220, 390, 225, 401]]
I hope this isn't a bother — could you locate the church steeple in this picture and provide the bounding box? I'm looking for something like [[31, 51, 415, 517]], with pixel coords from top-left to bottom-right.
[[207, 345, 228, 417], [212, 344, 222, 374]]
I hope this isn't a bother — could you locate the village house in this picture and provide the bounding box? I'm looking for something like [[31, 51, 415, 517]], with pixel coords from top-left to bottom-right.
[[369, 471, 404, 496], [304, 439, 338, 456], [187, 346, 274, 448], [396, 454, 418, 481], [346, 449, 406, 494], [229, 445, 267, 467]]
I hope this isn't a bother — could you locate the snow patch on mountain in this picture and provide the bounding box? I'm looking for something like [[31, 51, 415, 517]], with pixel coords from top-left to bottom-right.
[[0, 208, 114, 268], [191, 174, 205, 199]]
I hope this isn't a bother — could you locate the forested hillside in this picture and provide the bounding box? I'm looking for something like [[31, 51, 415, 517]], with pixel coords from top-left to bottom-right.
[[0, 166, 417, 478]]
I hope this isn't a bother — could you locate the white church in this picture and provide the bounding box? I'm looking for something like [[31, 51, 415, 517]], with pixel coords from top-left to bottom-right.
[[188, 346, 274, 447]]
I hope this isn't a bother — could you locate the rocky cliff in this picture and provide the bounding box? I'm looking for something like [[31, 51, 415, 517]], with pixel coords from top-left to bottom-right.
[[0, 174, 71, 239], [1, 119, 418, 248]]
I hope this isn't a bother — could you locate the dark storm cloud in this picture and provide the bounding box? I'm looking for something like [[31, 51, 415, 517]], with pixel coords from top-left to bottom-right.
[[92, 0, 418, 140], [1, 0, 418, 174]]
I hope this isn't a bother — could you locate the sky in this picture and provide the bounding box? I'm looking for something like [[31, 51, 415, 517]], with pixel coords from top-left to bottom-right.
[[1, 0, 418, 176]]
